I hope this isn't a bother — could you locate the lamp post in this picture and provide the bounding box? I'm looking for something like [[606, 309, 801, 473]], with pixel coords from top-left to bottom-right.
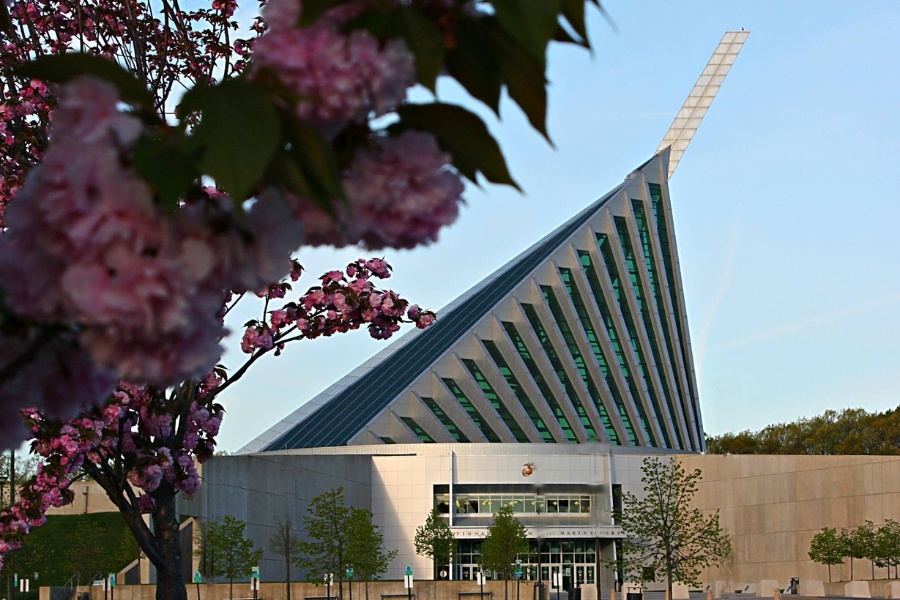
[[534, 490, 543, 600], [478, 568, 485, 600]]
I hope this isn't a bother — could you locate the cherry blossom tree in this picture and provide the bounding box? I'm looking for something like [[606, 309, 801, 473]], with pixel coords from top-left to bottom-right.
[[0, 0, 602, 598], [2, 258, 434, 600]]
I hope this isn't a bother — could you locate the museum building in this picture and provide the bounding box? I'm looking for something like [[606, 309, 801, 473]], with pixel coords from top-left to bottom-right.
[[183, 31, 752, 594]]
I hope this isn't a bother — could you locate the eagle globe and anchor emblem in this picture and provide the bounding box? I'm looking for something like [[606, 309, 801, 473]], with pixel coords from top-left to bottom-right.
[[521, 462, 535, 477]]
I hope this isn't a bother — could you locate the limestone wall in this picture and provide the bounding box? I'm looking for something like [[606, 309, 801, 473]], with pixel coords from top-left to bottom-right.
[[46, 480, 119, 515], [680, 454, 900, 586]]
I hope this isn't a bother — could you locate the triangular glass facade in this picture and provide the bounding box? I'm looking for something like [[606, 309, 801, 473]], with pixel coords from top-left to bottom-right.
[[242, 149, 704, 453]]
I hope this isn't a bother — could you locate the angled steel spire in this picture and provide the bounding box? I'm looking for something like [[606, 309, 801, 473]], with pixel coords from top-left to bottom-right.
[[658, 30, 750, 179]]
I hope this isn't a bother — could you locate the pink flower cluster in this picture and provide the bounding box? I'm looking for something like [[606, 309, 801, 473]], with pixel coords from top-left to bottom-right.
[[251, 0, 465, 250], [0, 78, 303, 426], [253, 0, 416, 138], [0, 79, 52, 226], [288, 131, 464, 249], [0, 77, 225, 388], [242, 258, 437, 354]]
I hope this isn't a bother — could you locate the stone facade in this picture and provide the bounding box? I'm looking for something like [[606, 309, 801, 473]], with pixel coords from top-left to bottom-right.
[[682, 454, 900, 587]]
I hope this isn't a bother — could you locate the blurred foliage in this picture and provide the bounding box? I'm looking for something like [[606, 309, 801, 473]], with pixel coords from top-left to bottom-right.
[[705, 407, 900, 455], [0, 512, 138, 589]]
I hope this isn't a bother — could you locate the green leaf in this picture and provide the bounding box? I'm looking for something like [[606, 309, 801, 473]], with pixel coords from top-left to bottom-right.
[[553, 24, 583, 47], [297, 0, 341, 26], [132, 135, 199, 211], [189, 79, 280, 201], [489, 22, 551, 142], [491, 0, 562, 64], [560, 0, 590, 48], [445, 18, 502, 114], [392, 6, 445, 92], [267, 150, 315, 201], [346, 10, 389, 37], [16, 53, 154, 109], [283, 119, 344, 208], [176, 84, 211, 120], [392, 103, 520, 190]]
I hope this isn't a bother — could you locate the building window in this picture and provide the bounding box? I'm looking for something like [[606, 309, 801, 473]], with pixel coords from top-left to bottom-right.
[[501, 321, 577, 443], [648, 184, 690, 377], [540, 285, 622, 445], [400, 416, 436, 443], [521, 304, 599, 443], [482, 340, 555, 443], [421, 396, 470, 443], [559, 268, 642, 445], [442, 378, 501, 442], [579, 249, 668, 447], [450, 492, 591, 515], [462, 359, 530, 443], [601, 227, 660, 447], [632, 200, 685, 449]]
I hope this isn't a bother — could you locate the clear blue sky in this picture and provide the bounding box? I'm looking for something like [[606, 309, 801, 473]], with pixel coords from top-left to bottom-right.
[[215, 1, 900, 451]]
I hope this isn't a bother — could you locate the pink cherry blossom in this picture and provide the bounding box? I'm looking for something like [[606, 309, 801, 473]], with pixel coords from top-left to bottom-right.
[[288, 132, 465, 249], [252, 22, 415, 137]]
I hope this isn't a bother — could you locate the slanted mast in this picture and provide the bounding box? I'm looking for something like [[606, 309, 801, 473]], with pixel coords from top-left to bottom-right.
[[657, 30, 750, 179]]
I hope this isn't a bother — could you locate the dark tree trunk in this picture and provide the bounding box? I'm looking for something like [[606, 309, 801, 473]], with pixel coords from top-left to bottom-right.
[[111, 479, 187, 600], [285, 556, 292, 600], [666, 564, 673, 600], [152, 484, 188, 600]]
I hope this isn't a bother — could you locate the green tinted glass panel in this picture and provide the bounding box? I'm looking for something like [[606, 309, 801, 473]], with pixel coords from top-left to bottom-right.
[[632, 200, 684, 448], [421, 397, 470, 442], [612, 218, 666, 447], [502, 322, 578, 443], [576, 251, 674, 448], [461, 360, 529, 443], [649, 183, 687, 355], [482, 340, 555, 443], [521, 303, 600, 443], [400, 416, 435, 443], [539, 286, 623, 445], [650, 183, 700, 444], [558, 268, 640, 445], [442, 378, 501, 442]]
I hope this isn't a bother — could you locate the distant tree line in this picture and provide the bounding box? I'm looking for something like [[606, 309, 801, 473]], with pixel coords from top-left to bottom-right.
[[808, 520, 900, 582], [706, 407, 900, 455]]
